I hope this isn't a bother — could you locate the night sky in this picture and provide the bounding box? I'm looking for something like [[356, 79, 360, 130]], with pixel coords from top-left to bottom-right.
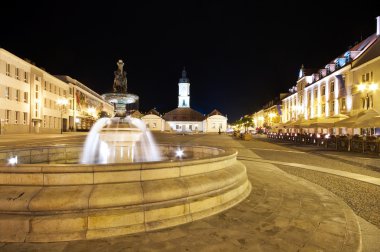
[[2, 1, 380, 121]]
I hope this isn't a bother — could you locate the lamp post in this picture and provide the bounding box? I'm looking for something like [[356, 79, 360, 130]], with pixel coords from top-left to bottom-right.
[[57, 98, 68, 134]]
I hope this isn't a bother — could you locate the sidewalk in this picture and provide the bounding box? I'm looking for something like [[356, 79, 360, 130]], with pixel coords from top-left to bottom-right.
[[0, 134, 365, 251]]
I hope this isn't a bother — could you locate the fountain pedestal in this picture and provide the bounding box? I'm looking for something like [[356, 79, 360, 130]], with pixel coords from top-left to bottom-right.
[[99, 127, 143, 163]]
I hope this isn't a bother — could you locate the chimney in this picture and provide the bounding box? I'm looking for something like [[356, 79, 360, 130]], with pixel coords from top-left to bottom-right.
[[377, 16, 380, 36]]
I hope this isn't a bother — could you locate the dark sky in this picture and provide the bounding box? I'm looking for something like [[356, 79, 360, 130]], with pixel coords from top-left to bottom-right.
[[2, 1, 380, 121]]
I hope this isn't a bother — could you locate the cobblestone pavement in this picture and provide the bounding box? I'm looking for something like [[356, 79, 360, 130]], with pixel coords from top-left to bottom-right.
[[1, 133, 375, 251]]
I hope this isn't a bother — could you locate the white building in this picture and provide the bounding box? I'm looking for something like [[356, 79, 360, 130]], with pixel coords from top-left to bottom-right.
[[0, 48, 113, 134], [159, 68, 227, 133], [141, 109, 165, 131]]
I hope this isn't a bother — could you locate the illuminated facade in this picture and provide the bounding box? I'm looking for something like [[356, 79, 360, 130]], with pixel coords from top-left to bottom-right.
[[279, 17, 380, 134], [0, 48, 113, 134]]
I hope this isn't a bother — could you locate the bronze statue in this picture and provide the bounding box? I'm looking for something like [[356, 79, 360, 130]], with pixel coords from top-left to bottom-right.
[[113, 59, 127, 93]]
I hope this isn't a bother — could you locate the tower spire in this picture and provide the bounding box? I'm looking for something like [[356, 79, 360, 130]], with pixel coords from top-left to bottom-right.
[[179, 66, 189, 83]]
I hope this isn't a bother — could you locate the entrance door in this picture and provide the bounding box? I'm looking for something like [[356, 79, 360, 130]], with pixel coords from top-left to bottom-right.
[[182, 125, 186, 132], [62, 118, 68, 132]]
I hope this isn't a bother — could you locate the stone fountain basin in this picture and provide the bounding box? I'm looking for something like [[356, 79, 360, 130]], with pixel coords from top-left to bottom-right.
[[0, 145, 251, 242]]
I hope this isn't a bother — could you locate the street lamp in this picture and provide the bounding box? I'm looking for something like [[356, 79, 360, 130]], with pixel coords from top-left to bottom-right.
[[56, 98, 68, 134]]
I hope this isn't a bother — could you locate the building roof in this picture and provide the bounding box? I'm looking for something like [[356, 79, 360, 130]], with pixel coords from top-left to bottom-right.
[[130, 110, 143, 118], [163, 107, 205, 121], [146, 108, 160, 116], [207, 109, 223, 117]]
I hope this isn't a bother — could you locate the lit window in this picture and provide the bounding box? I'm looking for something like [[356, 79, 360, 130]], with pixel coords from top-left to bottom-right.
[[341, 98, 346, 110]]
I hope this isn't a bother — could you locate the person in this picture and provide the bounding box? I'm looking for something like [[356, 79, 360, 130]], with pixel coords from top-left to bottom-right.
[[218, 128, 221, 135]]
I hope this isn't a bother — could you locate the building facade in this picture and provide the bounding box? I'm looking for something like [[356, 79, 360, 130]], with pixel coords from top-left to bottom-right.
[[142, 68, 228, 133], [0, 48, 113, 134], [252, 16, 380, 136]]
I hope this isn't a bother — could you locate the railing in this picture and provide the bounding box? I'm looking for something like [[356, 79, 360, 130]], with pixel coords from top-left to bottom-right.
[[266, 133, 380, 154]]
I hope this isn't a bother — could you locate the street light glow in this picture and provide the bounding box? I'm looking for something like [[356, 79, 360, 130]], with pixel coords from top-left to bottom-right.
[[175, 149, 184, 158], [8, 156, 18, 165], [358, 84, 367, 92]]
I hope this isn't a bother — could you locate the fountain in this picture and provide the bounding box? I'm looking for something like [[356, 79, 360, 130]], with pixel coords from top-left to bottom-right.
[[0, 60, 251, 243], [81, 117, 161, 164], [81, 59, 162, 165]]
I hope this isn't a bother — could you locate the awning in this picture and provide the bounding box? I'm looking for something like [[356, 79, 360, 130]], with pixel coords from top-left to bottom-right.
[[309, 114, 349, 128], [335, 109, 380, 128]]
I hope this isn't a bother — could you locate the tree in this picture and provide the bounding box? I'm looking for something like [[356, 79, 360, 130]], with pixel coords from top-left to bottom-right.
[[241, 115, 254, 133]]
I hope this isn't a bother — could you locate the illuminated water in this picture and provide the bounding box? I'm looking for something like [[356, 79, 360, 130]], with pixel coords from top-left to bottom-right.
[[81, 116, 162, 164]]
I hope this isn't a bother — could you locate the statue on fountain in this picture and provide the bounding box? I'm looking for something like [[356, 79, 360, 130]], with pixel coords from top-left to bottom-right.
[[113, 59, 127, 93]]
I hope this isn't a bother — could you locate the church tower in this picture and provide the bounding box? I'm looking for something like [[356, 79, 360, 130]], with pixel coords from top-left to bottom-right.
[[178, 67, 190, 108]]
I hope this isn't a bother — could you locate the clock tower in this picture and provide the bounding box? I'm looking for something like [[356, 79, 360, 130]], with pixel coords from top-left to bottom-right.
[[178, 67, 190, 108]]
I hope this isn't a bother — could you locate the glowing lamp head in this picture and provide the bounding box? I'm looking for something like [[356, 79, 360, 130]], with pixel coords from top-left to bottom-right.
[[8, 156, 18, 166], [175, 149, 184, 158], [358, 84, 367, 92], [369, 83, 378, 91]]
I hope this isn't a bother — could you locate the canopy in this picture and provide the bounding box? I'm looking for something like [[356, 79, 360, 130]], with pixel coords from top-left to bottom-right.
[[334, 109, 380, 128], [309, 117, 342, 128]]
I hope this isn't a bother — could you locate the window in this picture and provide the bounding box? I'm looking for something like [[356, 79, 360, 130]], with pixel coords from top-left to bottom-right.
[[15, 68, 19, 80], [152, 123, 157, 128], [314, 89, 318, 98], [5, 87, 10, 99], [44, 81, 47, 90], [330, 100, 335, 112], [44, 98, 47, 107], [15, 90, 20, 101], [322, 104, 326, 114], [24, 92, 28, 103], [361, 98, 366, 109], [189, 125, 192, 130], [43, 115, 47, 127], [341, 98, 346, 110], [322, 85, 326, 96], [35, 85, 39, 91], [15, 111, 19, 124], [36, 91, 38, 99], [330, 81, 335, 92], [176, 125, 180, 129], [6, 64, 10, 76], [23, 112, 27, 124], [369, 95, 373, 109], [24, 72, 28, 83], [5, 110, 10, 123], [63, 90, 66, 96]]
